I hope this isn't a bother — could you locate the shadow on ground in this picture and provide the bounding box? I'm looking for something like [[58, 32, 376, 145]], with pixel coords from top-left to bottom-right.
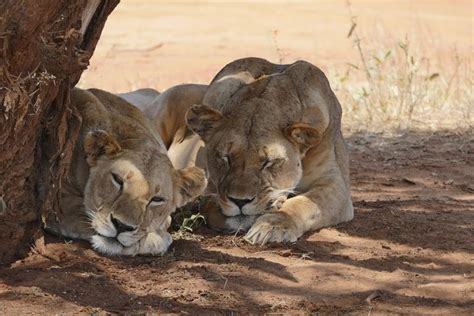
[[1, 129, 473, 314]]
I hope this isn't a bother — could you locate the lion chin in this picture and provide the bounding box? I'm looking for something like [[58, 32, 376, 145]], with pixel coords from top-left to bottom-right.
[[91, 232, 172, 256]]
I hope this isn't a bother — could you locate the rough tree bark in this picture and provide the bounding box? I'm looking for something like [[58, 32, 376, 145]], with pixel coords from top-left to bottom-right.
[[0, 0, 119, 264]]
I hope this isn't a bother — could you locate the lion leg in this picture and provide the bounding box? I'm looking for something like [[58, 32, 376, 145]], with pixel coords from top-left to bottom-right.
[[244, 176, 353, 245]]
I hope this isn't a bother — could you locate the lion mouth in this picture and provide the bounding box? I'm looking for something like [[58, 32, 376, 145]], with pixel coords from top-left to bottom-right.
[[208, 212, 257, 234], [91, 234, 139, 256], [97, 233, 126, 247]]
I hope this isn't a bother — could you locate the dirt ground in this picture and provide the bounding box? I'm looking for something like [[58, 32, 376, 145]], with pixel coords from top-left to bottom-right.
[[1, 131, 473, 314], [1, 1, 473, 314]]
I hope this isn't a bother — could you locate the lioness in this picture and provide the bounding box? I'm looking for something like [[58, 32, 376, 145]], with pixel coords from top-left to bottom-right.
[[189, 58, 354, 245], [43, 88, 207, 256], [123, 57, 353, 245]]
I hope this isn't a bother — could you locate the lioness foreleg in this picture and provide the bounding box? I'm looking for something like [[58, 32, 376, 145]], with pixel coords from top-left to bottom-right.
[[244, 176, 353, 245]]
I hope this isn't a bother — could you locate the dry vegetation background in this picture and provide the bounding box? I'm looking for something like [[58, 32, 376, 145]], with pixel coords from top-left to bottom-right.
[[78, 0, 473, 132], [1, 1, 473, 314]]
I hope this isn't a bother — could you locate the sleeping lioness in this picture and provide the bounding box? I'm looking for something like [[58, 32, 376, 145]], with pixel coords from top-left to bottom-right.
[[43, 88, 207, 256], [122, 57, 353, 245]]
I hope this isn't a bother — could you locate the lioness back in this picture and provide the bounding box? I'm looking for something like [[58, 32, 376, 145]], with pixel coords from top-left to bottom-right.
[[117, 88, 161, 112], [117, 84, 208, 170]]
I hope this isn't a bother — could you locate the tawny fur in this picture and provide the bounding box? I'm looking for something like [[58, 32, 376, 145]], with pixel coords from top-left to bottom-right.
[[123, 58, 353, 245], [43, 88, 207, 256]]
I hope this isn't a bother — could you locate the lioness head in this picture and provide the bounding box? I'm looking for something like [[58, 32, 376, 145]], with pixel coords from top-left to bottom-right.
[[186, 100, 321, 232], [83, 129, 206, 255]]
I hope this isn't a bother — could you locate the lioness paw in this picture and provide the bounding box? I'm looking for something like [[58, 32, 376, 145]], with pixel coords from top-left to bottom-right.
[[268, 195, 288, 212], [244, 213, 299, 245]]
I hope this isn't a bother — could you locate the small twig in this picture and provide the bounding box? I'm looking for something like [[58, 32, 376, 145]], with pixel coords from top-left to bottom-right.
[[366, 290, 381, 316], [345, 0, 372, 82], [272, 29, 284, 64], [299, 252, 314, 260], [365, 290, 381, 304], [231, 225, 243, 248], [213, 271, 229, 289], [253, 250, 281, 255]]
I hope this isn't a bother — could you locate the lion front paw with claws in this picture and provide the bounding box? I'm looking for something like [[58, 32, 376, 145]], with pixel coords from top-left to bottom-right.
[[244, 212, 300, 245]]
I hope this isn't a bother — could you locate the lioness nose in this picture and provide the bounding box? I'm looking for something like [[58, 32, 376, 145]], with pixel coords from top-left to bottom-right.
[[228, 196, 255, 209], [111, 216, 135, 234]]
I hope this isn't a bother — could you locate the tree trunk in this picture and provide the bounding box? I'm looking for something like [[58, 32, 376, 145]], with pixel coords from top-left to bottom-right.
[[0, 0, 119, 264]]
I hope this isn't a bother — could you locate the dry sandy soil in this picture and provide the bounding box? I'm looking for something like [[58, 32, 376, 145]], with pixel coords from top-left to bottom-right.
[[1, 131, 473, 314], [1, 1, 473, 314]]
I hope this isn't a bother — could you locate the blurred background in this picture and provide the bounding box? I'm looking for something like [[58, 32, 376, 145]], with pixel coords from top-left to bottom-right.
[[79, 0, 473, 132]]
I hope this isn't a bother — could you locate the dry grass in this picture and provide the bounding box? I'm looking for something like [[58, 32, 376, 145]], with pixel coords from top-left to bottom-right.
[[330, 1, 473, 133], [78, 2, 472, 134]]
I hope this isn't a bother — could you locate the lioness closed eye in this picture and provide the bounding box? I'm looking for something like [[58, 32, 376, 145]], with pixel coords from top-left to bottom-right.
[[43, 88, 207, 256], [184, 57, 354, 244]]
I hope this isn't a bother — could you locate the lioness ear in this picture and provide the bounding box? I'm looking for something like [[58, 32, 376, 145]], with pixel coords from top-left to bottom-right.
[[84, 130, 122, 166], [185, 105, 223, 141], [286, 123, 322, 153], [174, 167, 207, 207]]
